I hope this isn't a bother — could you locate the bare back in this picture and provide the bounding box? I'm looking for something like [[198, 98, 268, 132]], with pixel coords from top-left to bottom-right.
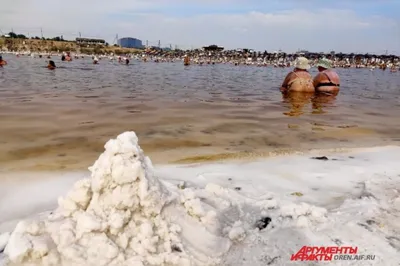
[[281, 70, 314, 93], [314, 69, 340, 93]]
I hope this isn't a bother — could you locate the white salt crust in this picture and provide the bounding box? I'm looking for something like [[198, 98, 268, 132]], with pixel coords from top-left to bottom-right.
[[2, 132, 400, 266]]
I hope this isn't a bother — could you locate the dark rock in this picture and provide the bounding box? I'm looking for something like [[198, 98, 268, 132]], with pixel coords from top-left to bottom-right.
[[349, 156, 355, 159], [311, 156, 329, 161], [171, 245, 182, 252], [366, 220, 376, 225], [228, 178, 232, 181], [234, 187, 241, 191], [256, 217, 272, 230]]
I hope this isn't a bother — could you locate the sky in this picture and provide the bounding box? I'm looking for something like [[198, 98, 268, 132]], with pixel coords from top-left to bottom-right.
[[1, 0, 399, 54]]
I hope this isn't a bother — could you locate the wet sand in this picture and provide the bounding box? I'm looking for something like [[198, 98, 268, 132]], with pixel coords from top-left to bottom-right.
[[0, 55, 400, 172]]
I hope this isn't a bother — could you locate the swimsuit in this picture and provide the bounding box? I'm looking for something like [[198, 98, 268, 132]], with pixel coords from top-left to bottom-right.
[[282, 71, 313, 90], [316, 72, 340, 88]]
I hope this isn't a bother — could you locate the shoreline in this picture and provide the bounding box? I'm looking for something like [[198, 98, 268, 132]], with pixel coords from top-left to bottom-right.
[[1, 144, 399, 223], [0, 143, 397, 174], [1, 139, 400, 265]]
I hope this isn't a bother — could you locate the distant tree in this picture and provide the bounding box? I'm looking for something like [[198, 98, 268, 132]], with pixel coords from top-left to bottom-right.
[[17, 34, 27, 39], [105, 42, 109, 47], [113, 44, 119, 47], [9, 32, 17, 38]]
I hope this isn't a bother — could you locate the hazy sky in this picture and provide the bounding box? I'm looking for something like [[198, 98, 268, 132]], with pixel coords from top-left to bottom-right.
[[1, 0, 399, 53]]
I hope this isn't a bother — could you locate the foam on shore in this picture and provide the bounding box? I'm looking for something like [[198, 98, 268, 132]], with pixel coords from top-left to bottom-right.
[[1, 132, 400, 266]]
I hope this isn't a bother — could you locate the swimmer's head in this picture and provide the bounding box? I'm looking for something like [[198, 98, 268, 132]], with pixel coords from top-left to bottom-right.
[[316, 58, 332, 71], [0, 55, 2, 60], [49, 60, 56, 67]]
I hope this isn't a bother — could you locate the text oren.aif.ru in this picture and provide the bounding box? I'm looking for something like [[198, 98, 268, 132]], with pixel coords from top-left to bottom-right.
[[291, 246, 376, 261]]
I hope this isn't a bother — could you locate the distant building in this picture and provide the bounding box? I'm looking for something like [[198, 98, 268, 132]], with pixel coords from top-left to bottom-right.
[[76, 38, 105, 45], [203, 45, 224, 52], [118, 37, 143, 49]]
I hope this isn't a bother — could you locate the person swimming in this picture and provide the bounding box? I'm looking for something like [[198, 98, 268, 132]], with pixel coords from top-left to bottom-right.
[[184, 54, 190, 66], [47, 60, 56, 70], [280, 57, 314, 93], [93, 57, 99, 64], [65, 52, 72, 61], [313, 58, 340, 94], [125, 58, 130, 65], [0, 55, 8, 67]]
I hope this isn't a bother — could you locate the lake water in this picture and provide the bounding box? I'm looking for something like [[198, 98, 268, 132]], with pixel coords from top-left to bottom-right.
[[1, 54, 400, 172]]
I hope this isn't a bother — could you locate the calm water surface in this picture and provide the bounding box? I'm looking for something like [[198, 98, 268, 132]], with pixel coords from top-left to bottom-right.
[[1, 55, 399, 171]]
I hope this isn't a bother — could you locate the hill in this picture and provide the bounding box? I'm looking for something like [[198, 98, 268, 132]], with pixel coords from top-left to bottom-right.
[[0, 38, 141, 55]]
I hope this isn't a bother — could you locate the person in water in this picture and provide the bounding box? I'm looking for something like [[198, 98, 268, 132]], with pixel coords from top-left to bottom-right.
[[184, 54, 190, 66], [280, 57, 314, 93], [313, 58, 340, 94], [0, 55, 8, 67], [47, 60, 56, 70], [65, 52, 72, 61]]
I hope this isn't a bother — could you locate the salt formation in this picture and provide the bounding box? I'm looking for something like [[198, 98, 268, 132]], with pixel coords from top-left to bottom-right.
[[2, 132, 333, 266], [4, 132, 217, 266]]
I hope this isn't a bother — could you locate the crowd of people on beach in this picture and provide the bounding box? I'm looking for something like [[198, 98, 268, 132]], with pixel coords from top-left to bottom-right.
[[1, 48, 399, 70]]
